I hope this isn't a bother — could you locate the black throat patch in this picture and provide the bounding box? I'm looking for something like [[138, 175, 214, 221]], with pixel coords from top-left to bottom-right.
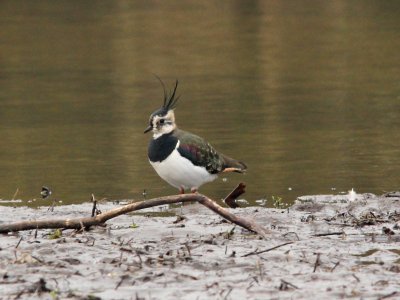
[[148, 132, 179, 162]]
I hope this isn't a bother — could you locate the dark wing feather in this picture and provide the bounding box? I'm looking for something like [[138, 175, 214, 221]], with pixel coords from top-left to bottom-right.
[[174, 129, 246, 174], [174, 130, 224, 174]]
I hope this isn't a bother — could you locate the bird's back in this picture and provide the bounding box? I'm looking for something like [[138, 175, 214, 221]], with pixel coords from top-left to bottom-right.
[[173, 129, 247, 174]]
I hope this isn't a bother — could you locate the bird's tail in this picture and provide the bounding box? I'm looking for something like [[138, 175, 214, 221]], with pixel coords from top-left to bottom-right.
[[221, 155, 247, 173]]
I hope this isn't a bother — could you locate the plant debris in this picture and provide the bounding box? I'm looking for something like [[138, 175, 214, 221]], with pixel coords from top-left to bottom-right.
[[0, 192, 399, 299]]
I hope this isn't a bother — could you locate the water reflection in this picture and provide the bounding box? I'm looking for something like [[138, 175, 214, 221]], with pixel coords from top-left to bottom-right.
[[0, 1, 399, 206]]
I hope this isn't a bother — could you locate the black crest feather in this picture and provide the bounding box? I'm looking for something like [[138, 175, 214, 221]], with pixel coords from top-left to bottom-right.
[[155, 76, 180, 111]]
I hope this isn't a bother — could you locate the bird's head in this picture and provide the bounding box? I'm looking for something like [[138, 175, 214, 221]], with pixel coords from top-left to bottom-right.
[[144, 79, 179, 138]]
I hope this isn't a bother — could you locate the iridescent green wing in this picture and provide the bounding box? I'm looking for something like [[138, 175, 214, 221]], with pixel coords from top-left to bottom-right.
[[174, 129, 224, 174]]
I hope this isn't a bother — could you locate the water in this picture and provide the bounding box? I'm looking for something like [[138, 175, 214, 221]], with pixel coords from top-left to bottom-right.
[[1, 1, 400, 206]]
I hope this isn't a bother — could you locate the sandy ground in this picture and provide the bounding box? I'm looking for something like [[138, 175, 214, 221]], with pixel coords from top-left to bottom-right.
[[0, 193, 399, 300]]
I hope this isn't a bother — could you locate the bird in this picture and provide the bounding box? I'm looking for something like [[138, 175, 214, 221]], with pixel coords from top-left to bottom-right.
[[40, 186, 52, 199], [144, 79, 247, 194]]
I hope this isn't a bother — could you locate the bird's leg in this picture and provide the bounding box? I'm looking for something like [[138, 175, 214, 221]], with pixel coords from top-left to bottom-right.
[[190, 187, 198, 194], [179, 187, 186, 213]]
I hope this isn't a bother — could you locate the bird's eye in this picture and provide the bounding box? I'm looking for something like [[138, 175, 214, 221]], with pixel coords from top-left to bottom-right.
[[159, 119, 165, 125]]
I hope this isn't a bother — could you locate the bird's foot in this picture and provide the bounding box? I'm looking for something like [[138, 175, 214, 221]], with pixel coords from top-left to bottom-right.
[[179, 187, 185, 194], [190, 188, 198, 194]]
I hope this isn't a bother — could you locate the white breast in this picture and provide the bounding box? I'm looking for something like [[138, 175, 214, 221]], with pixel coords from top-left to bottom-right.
[[150, 141, 217, 190]]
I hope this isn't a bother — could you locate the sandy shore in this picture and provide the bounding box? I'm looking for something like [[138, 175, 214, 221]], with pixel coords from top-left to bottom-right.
[[0, 193, 399, 299]]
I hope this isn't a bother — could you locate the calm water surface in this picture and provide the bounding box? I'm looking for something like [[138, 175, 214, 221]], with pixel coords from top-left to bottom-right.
[[1, 1, 400, 206]]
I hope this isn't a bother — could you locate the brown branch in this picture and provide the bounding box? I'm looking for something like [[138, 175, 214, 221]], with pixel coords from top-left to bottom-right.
[[313, 253, 321, 273], [0, 190, 269, 238], [242, 241, 294, 257], [378, 291, 398, 300], [330, 261, 340, 272], [280, 279, 299, 290], [91, 194, 97, 217], [312, 231, 345, 237], [224, 183, 246, 208]]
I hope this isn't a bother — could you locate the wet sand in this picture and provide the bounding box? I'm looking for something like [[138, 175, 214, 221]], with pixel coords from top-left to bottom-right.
[[0, 193, 399, 299]]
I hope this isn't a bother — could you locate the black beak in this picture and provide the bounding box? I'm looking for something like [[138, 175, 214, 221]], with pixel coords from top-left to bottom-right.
[[144, 125, 152, 133]]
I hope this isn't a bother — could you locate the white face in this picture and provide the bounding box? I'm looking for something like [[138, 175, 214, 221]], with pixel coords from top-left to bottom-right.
[[151, 110, 176, 138]]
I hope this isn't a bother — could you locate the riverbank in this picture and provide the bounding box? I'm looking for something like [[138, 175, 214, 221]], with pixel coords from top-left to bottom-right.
[[1, 192, 399, 299]]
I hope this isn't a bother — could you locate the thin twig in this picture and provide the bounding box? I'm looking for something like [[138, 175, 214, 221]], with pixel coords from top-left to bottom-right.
[[47, 200, 56, 212], [242, 242, 294, 257], [352, 274, 360, 282], [79, 221, 85, 233], [115, 275, 129, 290], [313, 253, 321, 273], [313, 231, 345, 237], [282, 232, 300, 241], [330, 261, 340, 272], [15, 237, 23, 249], [224, 183, 246, 208], [223, 287, 233, 300], [378, 291, 398, 300], [280, 279, 299, 290], [325, 222, 354, 227], [91, 194, 97, 217], [12, 188, 19, 200]]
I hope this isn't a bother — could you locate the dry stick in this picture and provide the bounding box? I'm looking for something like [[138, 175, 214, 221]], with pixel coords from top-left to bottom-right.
[[330, 261, 340, 272], [325, 222, 354, 227], [91, 194, 97, 218], [313, 231, 345, 237], [224, 183, 246, 208], [12, 188, 19, 201], [15, 237, 23, 249], [115, 275, 129, 290], [0, 188, 269, 238], [47, 200, 56, 212], [352, 274, 360, 283], [242, 241, 294, 257], [313, 253, 321, 273], [378, 291, 398, 300], [280, 279, 299, 290], [282, 231, 301, 241]]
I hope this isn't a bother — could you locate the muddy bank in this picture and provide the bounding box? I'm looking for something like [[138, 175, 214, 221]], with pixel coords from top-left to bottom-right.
[[0, 193, 399, 300]]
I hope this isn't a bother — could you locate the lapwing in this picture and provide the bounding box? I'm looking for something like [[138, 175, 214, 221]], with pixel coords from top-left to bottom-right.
[[144, 80, 247, 194]]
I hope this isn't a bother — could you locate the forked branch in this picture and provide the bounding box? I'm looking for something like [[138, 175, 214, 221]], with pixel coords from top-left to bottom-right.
[[0, 184, 269, 237]]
